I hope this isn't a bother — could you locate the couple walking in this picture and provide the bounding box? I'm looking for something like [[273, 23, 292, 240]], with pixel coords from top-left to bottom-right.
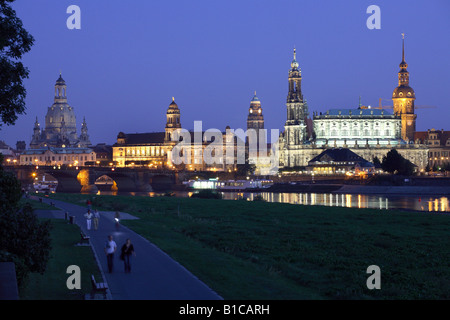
[[104, 235, 136, 273], [84, 209, 100, 230]]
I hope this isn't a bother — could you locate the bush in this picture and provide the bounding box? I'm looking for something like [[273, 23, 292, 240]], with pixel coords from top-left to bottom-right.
[[253, 195, 265, 202]]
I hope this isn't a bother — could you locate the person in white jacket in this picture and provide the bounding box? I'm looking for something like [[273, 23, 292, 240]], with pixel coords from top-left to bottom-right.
[[84, 210, 93, 230]]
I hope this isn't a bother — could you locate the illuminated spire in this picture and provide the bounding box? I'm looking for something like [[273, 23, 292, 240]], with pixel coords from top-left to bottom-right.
[[402, 33, 405, 62], [291, 46, 299, 70]]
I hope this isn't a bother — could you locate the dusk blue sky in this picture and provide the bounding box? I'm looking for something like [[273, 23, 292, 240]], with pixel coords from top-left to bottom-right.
[[1, 0, 449, 147]]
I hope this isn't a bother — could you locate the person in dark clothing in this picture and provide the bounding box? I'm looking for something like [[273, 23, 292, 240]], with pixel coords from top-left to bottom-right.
[[120, 239, 136, 273]]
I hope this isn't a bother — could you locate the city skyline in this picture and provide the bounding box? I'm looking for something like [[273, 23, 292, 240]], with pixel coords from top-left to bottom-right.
[[1, 0, 449, 148]]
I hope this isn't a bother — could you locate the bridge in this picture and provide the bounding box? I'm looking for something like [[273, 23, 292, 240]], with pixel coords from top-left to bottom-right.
[[7, 165, 184, 193]]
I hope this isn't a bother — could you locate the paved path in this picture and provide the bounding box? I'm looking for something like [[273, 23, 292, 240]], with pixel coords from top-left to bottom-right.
[[32, 196, 222, 300]]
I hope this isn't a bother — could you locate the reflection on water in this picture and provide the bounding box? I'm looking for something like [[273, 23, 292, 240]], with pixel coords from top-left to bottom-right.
[[96, 190, 449, 212]]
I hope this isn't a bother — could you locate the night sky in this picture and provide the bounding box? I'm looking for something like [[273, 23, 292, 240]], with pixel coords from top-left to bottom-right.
[[1, 0, 449, 148]]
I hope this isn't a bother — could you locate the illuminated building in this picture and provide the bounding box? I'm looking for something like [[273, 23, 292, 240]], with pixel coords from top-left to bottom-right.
[[392, 34, 416, 142], [112, 98, 240, 171], [414, 129, 450, 168], [30, 74, 91, 149], [19, 147, 95, 166], [279, 39, 428, 171]]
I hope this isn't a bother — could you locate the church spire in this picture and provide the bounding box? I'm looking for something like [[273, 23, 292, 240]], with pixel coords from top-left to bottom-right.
[[392, 33, 416, 141], [402, 33, 405, 62], [291, 47, 299, 70]]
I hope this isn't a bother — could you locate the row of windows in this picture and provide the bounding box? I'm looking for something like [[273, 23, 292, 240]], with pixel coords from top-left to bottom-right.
[[320, 130, 392, 137], [319, 122, 393, 127], [429, 152, 449, 157], [124, 148, 165, 157], [23, 155, 93, 162]]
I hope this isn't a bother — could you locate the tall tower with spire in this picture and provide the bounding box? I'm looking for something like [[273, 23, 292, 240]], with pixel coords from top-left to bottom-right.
[[392, 34, 416, 141], [165, 97, 181, 142], [284, 48, 309, 149], [247, 91, 265, 143], [30, 117, 41, 148]]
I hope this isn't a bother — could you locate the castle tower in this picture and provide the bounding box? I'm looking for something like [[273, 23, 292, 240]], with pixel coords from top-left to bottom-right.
[[165, 97, 181, 142], [284, 48, 309, 146], [392, 34, 416, 141], [247, 91, 265, 147]]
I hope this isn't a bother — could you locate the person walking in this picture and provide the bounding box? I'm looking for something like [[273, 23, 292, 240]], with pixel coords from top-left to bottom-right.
[[104, 235, 117, 273], [120, 239, 136, 273], [114, 211, 121, 230], [86, 199, 92, 210], [93, 209, 100, 230], [84, 210, 93, 230]]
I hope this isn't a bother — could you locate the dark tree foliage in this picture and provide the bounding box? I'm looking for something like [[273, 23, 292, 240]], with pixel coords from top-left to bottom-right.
[[381, 149, 415, 176], [0, 0, 34, 127], [235, 160, 256, 178], [0, 155, 52, 287], [372, 156, 381, 167]]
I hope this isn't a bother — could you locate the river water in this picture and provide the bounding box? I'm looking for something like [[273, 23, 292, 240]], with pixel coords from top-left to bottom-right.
[[95, 190, 449, 213]]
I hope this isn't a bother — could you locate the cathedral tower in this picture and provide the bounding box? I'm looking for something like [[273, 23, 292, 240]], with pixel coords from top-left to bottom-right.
[[284, 48, 309, 146], [165, 97, 181, 142], [392, 34, 416, 141], [247, 91, 265, 146]]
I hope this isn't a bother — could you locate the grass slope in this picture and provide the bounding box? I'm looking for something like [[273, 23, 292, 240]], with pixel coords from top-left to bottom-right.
[[20, 219, 102, 300]]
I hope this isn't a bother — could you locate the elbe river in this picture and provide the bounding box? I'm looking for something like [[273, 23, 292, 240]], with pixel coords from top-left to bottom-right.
[[95, 190, 449, 212]]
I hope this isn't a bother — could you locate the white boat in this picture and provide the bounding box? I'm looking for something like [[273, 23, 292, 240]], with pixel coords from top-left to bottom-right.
[[185, 179, 273, 191]]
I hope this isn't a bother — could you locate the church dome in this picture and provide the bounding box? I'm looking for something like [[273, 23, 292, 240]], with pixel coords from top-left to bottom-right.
[[250, 92, 261, 105], [168, 97, 179, 109], [56, 74, 66, 85], [291, 48, 299, 69], [392, 85, 415, 99], [45, 104, 76, 129]]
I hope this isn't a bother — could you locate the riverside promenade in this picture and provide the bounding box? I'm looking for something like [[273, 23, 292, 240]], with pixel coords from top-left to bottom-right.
[[32, 196, 222, 300]]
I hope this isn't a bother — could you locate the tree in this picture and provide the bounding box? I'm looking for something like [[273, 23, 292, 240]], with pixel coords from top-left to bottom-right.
[[235, 159, 256, 178], [0, 154, 51, 287], [381, 149, 415, 176], [0, 0, 34, 128], [372, 156, 381, 167]]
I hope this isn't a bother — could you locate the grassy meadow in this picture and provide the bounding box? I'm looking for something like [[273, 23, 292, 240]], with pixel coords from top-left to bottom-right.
[[43, 192, 450, 299]]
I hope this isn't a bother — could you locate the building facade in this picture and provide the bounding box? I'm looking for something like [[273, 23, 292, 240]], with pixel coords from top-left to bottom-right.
[[112, 98, 240, 172], [313, 108, 402, 148], [414, 129, 450, 169], [19, 147, 95, 167]]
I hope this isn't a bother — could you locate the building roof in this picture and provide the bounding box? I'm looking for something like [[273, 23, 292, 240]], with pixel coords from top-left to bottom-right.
[[21, 147, 93, 155], [324, 108, 392, 116], [413, 131, 428, 143], [414, 129, 450, 145], [92, 144, 113, 154], [117, 132, 166, 145], [308, 148, 371, 164]]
